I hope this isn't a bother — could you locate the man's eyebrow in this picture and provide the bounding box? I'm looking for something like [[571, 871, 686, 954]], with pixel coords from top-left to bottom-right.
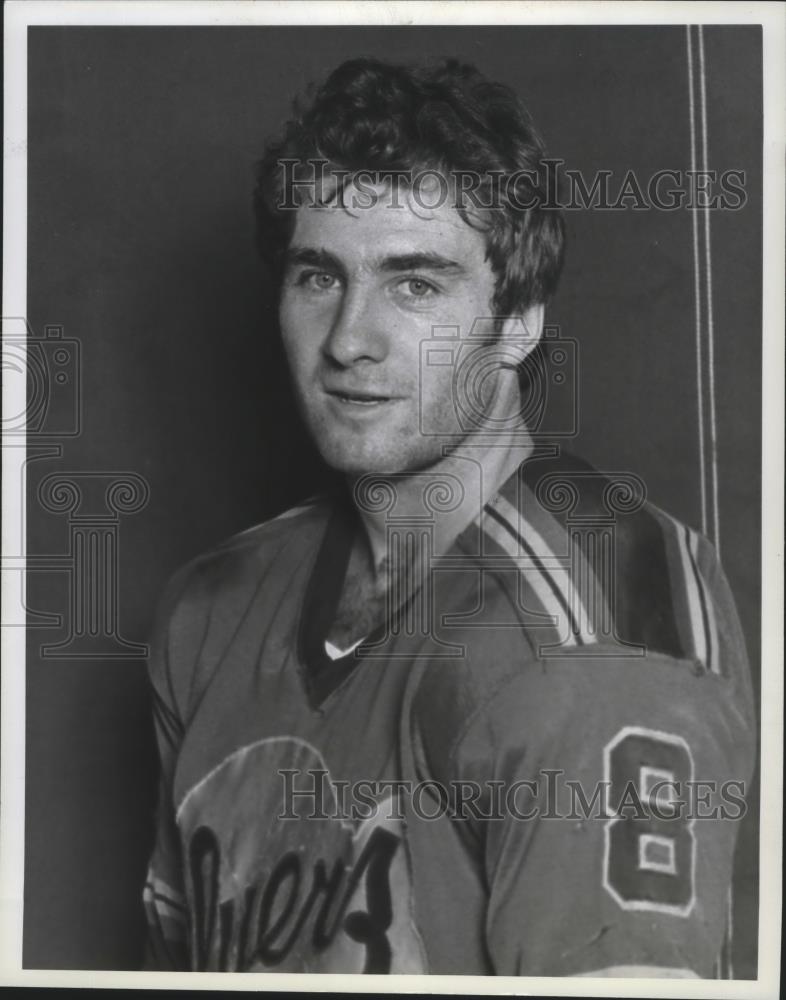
[[283, 246, 345, 273], [379, 252, 467, 275], [282, 246, 467, 277]]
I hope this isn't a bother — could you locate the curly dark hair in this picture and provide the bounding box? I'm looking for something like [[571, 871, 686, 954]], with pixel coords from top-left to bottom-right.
[[254, 58, 565, 315]]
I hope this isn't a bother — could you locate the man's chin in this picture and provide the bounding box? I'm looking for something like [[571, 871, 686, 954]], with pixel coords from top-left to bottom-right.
[[320, 452, 410, 477], [314, 437, 440, 477]]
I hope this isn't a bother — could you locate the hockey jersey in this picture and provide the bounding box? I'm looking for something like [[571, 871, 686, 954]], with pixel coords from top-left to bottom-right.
[[143, 449, 756, 976]]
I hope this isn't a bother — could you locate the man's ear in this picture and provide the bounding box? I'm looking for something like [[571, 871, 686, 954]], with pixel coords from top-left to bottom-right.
[[497, 304, 545, 366]]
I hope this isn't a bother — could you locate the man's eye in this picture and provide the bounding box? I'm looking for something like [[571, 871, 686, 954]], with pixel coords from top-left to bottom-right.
[[296, 270, 340, 291], [401, 277, 438, 298]]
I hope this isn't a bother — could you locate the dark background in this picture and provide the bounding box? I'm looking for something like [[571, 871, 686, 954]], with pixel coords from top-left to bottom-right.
[[25, 25, 762, 973]]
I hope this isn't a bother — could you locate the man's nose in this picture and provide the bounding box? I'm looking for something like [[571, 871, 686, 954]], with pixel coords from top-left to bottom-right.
[[323, 284, 389, 367]]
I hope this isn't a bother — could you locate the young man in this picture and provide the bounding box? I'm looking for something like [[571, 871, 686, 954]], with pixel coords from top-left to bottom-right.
[[143, 59, 755, 976]]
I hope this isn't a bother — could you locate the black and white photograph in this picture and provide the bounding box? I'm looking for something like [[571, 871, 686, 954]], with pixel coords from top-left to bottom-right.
[[2, 1, 783, 993]]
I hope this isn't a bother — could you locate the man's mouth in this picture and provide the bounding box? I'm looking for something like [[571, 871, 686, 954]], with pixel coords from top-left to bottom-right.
[[326, 388, 396, 406]]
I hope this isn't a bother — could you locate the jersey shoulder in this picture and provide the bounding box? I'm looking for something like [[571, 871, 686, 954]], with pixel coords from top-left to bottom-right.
[[514, 448, 749, 677], [148, 494, 334, 718], [167, 493, 331, 608], [196, 492, 329, 570], [410, 449, 755, 783]]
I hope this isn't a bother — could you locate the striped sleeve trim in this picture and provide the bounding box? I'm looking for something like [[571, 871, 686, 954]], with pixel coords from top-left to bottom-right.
[[143, 869, 188, 967], [144, 872, 187, 916], [661, 512, 721, 675], [143, 887, 186, 921], [488, 493, 597, 647], [479, 508, 569, 643], [479, 497, 599, 649], [518, 476, 615, 645]]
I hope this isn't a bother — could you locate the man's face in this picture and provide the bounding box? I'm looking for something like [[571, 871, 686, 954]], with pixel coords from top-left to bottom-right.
[[278, 181, 516, 475]]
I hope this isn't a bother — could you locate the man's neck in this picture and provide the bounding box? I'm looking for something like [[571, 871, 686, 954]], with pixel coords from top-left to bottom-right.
[[349, 419, 534, 573]]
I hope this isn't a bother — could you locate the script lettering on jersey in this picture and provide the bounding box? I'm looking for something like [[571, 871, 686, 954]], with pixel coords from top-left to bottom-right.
[[188, 822, 400, 972]]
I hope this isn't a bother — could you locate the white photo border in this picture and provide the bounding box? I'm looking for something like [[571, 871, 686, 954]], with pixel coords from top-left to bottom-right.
[[3, 1, 783, 996]]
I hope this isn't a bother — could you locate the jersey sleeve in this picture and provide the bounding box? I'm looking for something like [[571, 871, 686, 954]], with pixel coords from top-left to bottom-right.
[[142, 568, 193, 971], [410, 533, 756, 978], [452, 601, 757, 979]]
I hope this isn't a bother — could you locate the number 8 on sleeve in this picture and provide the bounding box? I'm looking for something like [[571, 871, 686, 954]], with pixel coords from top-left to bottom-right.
[[603, 726, 696, 916]]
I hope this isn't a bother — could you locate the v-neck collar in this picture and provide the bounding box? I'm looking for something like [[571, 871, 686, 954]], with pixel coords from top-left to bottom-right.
[[298, 488, 362, 708], [296, 454, 541, 710]]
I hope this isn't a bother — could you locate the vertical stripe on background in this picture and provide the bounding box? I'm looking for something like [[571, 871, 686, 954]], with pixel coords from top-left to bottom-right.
[[686, 24, 721, 555], [687, 24, 731, 975], [697, 28, 721, 555], [686, 25, 707, 538]]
